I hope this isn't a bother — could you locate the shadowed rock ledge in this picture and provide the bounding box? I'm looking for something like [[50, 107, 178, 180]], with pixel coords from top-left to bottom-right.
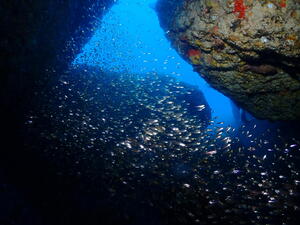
[[156, 0, 300, 120]]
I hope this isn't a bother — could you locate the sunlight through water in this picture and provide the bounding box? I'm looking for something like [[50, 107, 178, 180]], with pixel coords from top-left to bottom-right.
[[73, 0, 235, 126]]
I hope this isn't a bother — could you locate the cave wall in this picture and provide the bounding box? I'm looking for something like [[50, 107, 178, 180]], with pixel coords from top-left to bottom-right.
[[1, 0, 114, 120], [0, 0, 114, 146], [0, 2, 114, 223], [156, 0, 300, 121]]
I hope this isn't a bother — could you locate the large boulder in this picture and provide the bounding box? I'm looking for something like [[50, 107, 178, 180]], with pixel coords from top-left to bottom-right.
[[156, 0, 300, 120]]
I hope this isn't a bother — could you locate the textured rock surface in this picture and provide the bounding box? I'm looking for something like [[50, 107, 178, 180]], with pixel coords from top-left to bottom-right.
[[156, 0, 300, 120]]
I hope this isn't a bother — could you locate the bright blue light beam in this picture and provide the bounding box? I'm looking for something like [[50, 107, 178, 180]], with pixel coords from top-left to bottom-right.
[[73, 0, 235, 126]]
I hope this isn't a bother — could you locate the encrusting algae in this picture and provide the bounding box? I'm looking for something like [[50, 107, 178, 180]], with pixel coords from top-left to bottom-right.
[[187, 49, 201, 65]]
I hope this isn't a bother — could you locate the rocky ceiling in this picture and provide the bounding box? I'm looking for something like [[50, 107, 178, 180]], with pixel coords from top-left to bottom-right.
[[156, 0, 300, 120]]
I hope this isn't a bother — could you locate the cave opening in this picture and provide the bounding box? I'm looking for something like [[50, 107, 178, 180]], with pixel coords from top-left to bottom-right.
[[72, 0, 235, 126]]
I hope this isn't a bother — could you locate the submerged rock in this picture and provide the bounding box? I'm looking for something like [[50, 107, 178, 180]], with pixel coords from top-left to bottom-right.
[[156, 0, 300, 120]]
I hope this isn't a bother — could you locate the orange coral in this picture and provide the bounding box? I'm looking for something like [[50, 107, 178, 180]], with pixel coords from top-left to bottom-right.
[[188, 49, 201, 57], [187, 49, 201, 65], [233, 0, 246, 19]]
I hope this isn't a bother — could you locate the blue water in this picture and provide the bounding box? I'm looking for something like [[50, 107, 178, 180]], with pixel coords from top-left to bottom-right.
[[20, 1, 300, 223], [73, 0, 234, 126]]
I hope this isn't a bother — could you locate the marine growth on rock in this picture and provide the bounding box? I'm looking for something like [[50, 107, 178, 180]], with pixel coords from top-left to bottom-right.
[[156, 0, 300, 120], [233, 0, 247, 19]]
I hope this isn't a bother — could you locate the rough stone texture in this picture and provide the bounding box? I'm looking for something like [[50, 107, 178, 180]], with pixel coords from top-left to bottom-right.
[[156, 0, 300, 120]]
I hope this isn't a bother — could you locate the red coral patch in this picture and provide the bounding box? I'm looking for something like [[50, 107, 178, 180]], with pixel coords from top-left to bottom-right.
[[233, 0, 246, 19], [187, 49, 201, 57], [280, 0, 287, 8]]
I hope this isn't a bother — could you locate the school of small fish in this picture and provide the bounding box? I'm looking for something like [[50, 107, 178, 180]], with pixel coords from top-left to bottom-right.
[[24, 67, 300, 225]]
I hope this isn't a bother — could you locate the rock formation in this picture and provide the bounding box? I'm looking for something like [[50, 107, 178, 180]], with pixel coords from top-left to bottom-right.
[[156, 0, 300, 120]]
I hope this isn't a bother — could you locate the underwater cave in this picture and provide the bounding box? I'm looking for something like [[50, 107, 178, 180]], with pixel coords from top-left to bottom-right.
[[1, 0, 300, 225]]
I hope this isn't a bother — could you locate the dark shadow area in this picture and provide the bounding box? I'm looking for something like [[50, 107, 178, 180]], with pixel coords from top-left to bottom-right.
[[1, 1, 114, 224]]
